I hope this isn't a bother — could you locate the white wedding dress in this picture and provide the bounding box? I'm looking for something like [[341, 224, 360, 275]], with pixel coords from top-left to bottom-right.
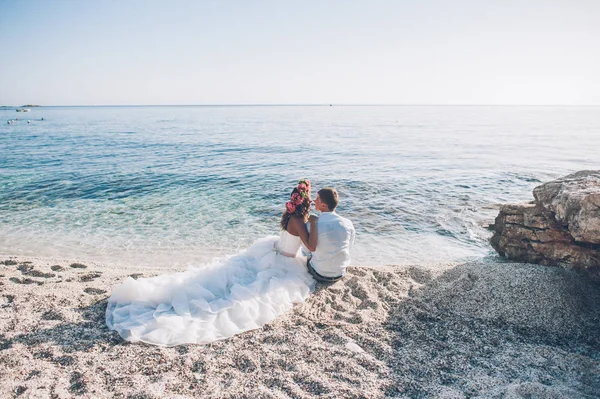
[[105, 231, 315, 346]]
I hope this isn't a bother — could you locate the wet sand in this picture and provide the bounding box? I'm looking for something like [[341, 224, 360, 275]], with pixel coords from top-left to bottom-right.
[[0, 255, 598, 398]]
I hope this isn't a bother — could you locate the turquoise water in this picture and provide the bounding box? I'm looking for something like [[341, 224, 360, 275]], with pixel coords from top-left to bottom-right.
[[1, 105, 599, 268]]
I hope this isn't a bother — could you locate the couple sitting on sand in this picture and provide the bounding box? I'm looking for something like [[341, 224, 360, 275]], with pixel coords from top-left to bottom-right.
[[106, 180, 355, 346]]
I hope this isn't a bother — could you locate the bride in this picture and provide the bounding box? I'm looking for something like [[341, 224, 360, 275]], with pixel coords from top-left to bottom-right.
[[105, 180, 317, 346]]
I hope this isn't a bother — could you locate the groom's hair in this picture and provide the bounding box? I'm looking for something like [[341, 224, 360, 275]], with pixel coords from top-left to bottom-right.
[[318, 188, 339, 211]]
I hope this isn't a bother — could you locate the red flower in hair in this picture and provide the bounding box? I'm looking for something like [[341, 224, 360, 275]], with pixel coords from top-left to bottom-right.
[[290, 193, 301, 205], [285, 201, 296, 213], [285, 179, 311, 214]]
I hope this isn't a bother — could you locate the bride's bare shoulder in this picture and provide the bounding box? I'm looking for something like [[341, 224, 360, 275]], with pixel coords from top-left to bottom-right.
[[286, 215, 304, 235]]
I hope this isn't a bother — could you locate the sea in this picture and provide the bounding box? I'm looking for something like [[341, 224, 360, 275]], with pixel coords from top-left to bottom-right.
[[1, 105, 598, 269]]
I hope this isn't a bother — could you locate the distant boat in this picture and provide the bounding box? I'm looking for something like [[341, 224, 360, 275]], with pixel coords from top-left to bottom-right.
[[16, 108, 30, 112]]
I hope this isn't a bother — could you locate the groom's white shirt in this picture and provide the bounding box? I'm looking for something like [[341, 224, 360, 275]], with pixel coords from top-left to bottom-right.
[[308, 211, 355, 277]]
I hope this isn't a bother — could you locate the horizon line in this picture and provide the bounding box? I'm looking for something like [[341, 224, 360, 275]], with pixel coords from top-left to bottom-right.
[[2, 103, 600, 108]]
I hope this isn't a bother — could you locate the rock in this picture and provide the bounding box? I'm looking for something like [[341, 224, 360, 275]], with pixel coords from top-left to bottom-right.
[[17, 264, 55, 278], [491, 171, 600, 282], [55, 355, 75, 366], [345, 341, 365, 353], [9, 277, 44, 285], [69, 371, 87, 395], [1, 259, 18, 266], [533, 170, 600, 244], [42, 310, 65, 321], [79, 272, 102, 282], [83, 288, 107, 295]]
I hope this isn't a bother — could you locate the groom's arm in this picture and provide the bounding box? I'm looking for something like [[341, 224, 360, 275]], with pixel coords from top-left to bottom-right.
[[308, 215, 318, 252]]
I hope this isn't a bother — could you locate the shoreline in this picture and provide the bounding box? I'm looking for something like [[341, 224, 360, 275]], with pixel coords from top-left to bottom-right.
[[1, 254, 599, 398]]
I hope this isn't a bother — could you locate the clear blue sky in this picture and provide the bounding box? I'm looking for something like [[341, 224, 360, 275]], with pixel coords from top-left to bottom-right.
[[1, 0, 599, 105]]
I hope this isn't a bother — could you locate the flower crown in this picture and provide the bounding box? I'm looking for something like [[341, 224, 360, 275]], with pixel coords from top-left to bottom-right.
[[285, 179, 311, 214]]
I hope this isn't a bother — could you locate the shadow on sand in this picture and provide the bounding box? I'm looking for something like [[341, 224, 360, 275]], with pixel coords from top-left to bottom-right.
[[382, 261, 600, 398], [0, 298, 122, 354]]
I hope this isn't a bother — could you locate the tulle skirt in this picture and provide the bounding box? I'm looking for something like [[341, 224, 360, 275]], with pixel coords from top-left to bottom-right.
[[105, 236, 315, 346]]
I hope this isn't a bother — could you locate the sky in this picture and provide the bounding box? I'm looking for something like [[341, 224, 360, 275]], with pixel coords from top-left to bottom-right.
[[1, 0, 599, 106]]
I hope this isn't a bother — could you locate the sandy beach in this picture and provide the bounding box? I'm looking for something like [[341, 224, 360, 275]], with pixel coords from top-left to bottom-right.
[[0, 255, 598, 398]]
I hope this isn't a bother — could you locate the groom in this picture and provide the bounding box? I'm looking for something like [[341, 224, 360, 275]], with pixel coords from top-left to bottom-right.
[[306, 187, 355, 283]]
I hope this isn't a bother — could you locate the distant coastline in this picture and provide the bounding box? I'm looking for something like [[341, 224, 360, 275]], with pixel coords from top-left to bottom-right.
[[3, 104, 600, 108], [0, 104, 42, 109]]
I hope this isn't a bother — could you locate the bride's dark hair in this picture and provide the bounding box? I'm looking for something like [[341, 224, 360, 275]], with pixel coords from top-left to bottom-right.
[[280, 180, 311, 231]]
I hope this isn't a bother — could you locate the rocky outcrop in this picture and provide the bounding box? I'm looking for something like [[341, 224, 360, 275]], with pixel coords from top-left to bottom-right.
[[490, 171, 600, 282]]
